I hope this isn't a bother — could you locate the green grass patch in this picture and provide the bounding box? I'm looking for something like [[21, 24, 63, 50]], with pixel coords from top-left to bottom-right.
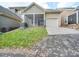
[[0, 27, 47, 48]]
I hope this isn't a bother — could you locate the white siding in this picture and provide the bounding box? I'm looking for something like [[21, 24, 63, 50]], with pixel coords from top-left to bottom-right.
[[24, 5, 44, 14]]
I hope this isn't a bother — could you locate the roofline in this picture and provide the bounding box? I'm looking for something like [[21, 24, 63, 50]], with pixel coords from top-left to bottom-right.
[[45, 11, 62, 14], [58, 7, 75, 9], [9, 7, 27, 9], [21, 2, 45, 13], [45, 9, 62, 13]]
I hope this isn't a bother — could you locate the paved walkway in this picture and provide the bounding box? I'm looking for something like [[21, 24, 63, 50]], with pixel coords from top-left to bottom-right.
[[46, 27, 79, 35]]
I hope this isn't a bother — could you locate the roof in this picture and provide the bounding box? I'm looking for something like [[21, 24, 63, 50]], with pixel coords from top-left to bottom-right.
[[75, 6, 79, 10], [21, 2, 45, 13], [9, 7, 27, 9], [21, 2, 62, 13], [61, 7, 75, 9], [9, 2, 79, 14], [0, 6, 22, 22], [58, 7, 75, 11], [9, 7, 27, 11]]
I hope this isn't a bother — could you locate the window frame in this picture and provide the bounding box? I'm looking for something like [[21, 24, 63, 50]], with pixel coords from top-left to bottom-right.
[[24, 13, 44, 26]]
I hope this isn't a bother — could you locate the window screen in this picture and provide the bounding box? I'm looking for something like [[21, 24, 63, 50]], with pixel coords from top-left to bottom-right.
[[35, 14, 44, 26], [68, 13, 76, 24]]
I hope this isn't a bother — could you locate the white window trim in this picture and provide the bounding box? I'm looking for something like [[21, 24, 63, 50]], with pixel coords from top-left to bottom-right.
[[33, 14, 35, 26], [76, 11, 78, 24], [44, 12, 46, 26], [21, 15, 25, 23], [64, 17, 68, 24]]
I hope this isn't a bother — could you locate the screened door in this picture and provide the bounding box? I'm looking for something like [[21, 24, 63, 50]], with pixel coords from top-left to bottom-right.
[[68, 13, 76, 24]]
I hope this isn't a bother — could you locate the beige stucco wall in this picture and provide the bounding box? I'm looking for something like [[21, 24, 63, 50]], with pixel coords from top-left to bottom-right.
[[23, 5, 44, 14], [60, 10, 75, 26], [45, 13, 61, 26], [0, 15, 20, 30]]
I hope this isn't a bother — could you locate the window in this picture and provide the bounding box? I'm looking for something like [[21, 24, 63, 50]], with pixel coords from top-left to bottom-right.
[[25, 14, 33, 24], [24, 14, 44, 26], [68, 13, 76, 24], [35, 14, 44, 26]]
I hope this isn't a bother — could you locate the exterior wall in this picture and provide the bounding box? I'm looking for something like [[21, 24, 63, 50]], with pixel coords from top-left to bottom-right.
[[45, 13, 61, 26], [61, 10, 75, 26], [0, 15, 20, 31], [24, 15, 33, 27], [21, 5, 45, 27], [60, 10, 79, 29], [9, 8, 24, 14], [23, 5, 44, 14]]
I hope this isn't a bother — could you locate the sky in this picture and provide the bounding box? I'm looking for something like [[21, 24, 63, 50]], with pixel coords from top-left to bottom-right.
[[0, 0, 79, 9]]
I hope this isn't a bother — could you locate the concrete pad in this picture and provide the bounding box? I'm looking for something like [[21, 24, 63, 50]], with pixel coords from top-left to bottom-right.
[[46, 27, 79, 35]]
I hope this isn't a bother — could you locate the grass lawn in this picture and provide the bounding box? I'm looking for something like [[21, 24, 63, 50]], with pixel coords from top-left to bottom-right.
[[0, 27, 47, 48]]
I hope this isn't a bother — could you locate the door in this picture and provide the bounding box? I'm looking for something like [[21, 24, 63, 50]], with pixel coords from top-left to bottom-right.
[[46, 18, 58, 29]]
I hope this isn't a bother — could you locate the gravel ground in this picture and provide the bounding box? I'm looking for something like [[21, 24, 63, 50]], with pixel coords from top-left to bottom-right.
[[0, 34, 79, 57]]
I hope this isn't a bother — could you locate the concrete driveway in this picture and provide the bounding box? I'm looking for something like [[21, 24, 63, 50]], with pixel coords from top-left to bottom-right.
[[46, 27, 79, 35], [0, 34, 79, 57], [33, 34, 79, 57]]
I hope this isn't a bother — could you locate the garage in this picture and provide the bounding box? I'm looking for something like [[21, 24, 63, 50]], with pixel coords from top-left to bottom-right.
[[46, 18, 58, 28], [46, 14, 60, 29]]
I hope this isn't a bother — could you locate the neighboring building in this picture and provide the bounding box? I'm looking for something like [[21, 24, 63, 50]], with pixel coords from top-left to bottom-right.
[[60, 6, 79, 29], [0, 6, 22, 32], [9, 7, 26, 14], [60, 7, 75, 26], [67, 7, 79, 24], [9, 2, 62, 28], [9, 2, 79, 29]]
